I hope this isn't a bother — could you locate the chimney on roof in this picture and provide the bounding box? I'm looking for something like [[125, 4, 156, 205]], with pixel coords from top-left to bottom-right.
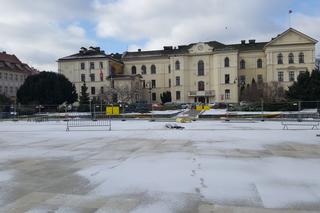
[[138, 49, 141, 52], [163, 46, 173, 51], [79, 47, 87, 53], [248, 39, 256, 44], [241, 40, 246, 45]]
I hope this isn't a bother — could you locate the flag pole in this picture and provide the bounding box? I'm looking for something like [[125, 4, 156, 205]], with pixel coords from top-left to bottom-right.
[[289, 10, 293, 28]]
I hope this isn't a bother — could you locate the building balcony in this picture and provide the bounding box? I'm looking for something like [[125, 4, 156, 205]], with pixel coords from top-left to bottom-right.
[[188, 90, 215, 97]]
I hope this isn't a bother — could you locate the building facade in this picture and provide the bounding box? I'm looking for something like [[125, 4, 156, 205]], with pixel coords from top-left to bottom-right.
[[58, 28, 318, 104], [58, 47, 143, 103], [0, 52, 37, 100]]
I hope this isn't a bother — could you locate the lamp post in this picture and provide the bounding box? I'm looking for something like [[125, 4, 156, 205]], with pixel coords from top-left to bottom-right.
[[89, 99, 92, 119], [261, 99, 264, 122], [146, 81, 154, 121]]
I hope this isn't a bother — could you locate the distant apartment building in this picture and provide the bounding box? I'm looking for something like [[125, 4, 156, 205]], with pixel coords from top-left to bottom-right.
[[59, 28, 317, 104], [0, 52, 37, 100]]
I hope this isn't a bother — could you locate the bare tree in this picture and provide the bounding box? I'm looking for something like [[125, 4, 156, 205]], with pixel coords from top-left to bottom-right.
[[262, 82, 286, 102], [100, 80, 143, 104]]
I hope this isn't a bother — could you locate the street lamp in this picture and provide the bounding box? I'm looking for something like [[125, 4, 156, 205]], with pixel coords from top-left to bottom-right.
[[146, 81, 154, 121]]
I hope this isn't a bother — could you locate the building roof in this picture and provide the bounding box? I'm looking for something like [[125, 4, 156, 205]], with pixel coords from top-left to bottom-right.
[[58, 47, 123, 63], [227, 42, 268, 52], [0, 51, 38, 75], [123, 40, 269, 60], [123, 28, 318, 60]]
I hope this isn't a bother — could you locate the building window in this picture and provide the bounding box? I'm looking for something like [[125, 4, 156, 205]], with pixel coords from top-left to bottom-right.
[[151, 64, 156, 74], [90, 62, 95, 70], [100, 86, 104, 94], [81, 62, 85, 70], [240, 60, 245, 69], [169, 79, 171, 88], [225, 74, 230, 84], [81, 74, 85, 82], [299, 71, 305, 76], [4, 86, 7, 95], [15, 74, 18, 81], [10, 74, 13, 80], [176, 76, 180, 86], [240, 75, 246, 85], [20, 75, 23, 81], [151, 80, 156, 88], [278, 72, 284, 82], [224, 57, 230, 67], [289, 71, 295, 82], [278, 53, 283, 64], [0, 73, 2, 79], [198, 60, 204, 76], [257, 74, 263, 84], [0, 86, 2, 94], [91, 87, 96, 95], [175, 60, 180, 70], [99, 62, 103, 69], [141, 65, 146, 74], [152, 93, 156, 101], [257, 59, 262, 68], [142, 80, 146, 88], [198, 81, 205, 91], [90, 73, 95, 82], [131, 66, 137, 75], [299, 52, 304, 64], [10, 87, 13, 94], [168, 65, 171, 73], [176, 91, 181, 100], [288, 53, 294, 64], [4, 73, 7, 80], [225, 89, 230, 100]]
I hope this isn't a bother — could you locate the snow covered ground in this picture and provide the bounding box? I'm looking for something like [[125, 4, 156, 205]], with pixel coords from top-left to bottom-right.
[[0, 120, 320, 212]]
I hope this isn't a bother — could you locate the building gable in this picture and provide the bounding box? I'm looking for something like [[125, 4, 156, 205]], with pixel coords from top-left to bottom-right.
[[265, 28, 318, 47], [189, 43, 213, 54]]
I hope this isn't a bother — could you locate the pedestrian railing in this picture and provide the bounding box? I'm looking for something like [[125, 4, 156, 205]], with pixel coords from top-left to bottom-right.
[[66, 116, 111, 131]]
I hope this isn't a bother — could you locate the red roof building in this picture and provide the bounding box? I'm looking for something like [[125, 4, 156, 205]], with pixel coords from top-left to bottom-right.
[[0, 51, 38, 99]]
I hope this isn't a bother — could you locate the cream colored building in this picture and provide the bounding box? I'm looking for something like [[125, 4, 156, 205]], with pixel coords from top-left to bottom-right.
[[59, 28, 317, 104], [58, 47, 143, 103]]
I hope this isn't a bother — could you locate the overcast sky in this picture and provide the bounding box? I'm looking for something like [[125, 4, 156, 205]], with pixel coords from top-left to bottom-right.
[[0, 0, 319, 71]]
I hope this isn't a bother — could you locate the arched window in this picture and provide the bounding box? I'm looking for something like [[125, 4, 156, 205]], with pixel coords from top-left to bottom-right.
[[257, 59, 262, 68], [288, 53, 294, 64], [224, 57, 230, 67], [131, 66, 136, 75], [141, 65, 146, 75], [198, 81, 205, 91], [277, 53, 283, 64], [151, 64, 156, 74], [175, 60, 180, 70], [240, 59, 246, 69], [299, 52, 304, 64], [198, 60, 204, 76]]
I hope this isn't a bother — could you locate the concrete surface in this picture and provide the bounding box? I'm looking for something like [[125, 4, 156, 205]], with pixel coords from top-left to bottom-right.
[[0, 121, 319, 212]]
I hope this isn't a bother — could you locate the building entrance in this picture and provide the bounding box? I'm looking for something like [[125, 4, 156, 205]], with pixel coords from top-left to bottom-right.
[[198, 97, 206, 103]]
